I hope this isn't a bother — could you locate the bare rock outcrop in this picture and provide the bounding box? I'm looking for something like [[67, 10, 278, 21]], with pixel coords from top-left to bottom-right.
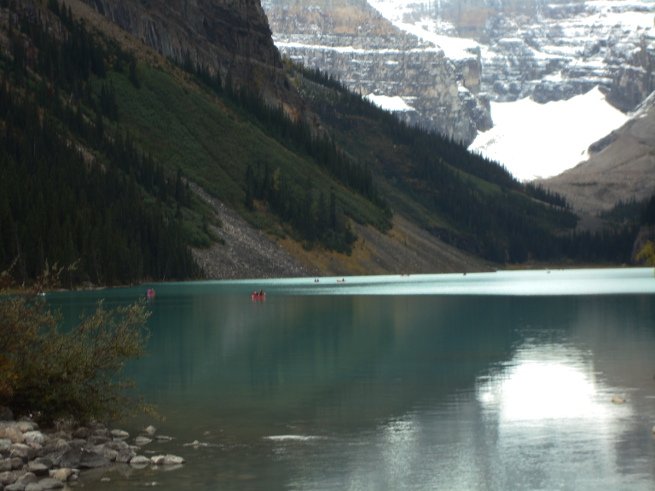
[[80, 0, 295, 107], [539, 91, 655, 216], [263, 0, 491, 144]]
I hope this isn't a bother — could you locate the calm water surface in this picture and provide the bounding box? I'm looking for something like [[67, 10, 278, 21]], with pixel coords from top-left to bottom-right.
[[48, 269, 655, 490]]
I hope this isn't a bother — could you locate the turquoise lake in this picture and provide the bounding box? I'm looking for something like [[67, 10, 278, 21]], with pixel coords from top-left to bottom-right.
[[47, 268, 655, 490]]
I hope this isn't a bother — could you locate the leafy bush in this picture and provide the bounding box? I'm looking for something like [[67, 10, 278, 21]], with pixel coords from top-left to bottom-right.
[[637, 241, 655, 267], [0, 267, 150, 425]]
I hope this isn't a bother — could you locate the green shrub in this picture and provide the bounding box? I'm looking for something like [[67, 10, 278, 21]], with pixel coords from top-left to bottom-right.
[[637, 241, 655, 267], [0, 268, 150, 424]]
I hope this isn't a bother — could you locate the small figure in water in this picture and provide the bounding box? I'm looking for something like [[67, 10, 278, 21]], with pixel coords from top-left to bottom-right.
[[146, 288, 156, 300], [251, 290, 266, 302]]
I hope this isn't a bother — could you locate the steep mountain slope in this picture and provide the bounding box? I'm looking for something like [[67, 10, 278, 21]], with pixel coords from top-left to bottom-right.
[[79, 0, 296, 109], [539, 92, 655, 215], [369, 0, 655, 109], [267, 0, 653, 185], [0, 0, 635, 286], [262, 0, 491, 144]]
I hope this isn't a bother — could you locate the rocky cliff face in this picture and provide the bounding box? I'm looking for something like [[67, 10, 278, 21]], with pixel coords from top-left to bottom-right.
[[262, 0, 492, 144], [539, 92, 655, 215], [81, 0, 293, 105], [384, 0, 655, 110]]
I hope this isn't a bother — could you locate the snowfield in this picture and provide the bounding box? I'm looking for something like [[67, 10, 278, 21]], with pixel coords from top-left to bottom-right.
[[468, 87, 629, 182], [366, 0, 652, 181], [366, 0, 480, 60], [365, 94, 416, 112]]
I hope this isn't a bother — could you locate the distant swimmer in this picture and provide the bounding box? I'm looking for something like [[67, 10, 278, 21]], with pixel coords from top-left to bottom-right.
[[146, 288, 156, 300]]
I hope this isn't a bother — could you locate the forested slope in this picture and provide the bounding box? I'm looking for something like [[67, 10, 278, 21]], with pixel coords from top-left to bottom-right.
[[0, 0, 640, 286]]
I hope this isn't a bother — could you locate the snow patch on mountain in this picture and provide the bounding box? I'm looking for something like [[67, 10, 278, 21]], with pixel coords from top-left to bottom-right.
[[469, 87, 629, 182], [368, 0, 652, 181], [274, 41, 444, 55], [367, 0, 480, 60], [366, 94, 416, 112]]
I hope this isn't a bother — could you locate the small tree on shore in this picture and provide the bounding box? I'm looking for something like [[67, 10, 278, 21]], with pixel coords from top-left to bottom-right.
[[0, 263, 151, 425], [637, 241, 655, 270]]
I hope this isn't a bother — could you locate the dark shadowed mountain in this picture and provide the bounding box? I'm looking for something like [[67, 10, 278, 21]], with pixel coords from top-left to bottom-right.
[[0, 0, 640, 285]]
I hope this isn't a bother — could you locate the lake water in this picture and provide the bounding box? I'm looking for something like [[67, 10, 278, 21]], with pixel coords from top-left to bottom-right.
[[48, 268, 655, 490]]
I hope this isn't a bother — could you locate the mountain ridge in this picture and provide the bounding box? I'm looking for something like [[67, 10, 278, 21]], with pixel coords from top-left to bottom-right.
[[0, 0, 639, 285], [263, 0, 492, 144], [80, 0, 289, 103]]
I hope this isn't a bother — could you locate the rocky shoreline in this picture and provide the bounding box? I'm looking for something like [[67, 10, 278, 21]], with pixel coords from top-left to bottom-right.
[[0, 412, 184, 491]]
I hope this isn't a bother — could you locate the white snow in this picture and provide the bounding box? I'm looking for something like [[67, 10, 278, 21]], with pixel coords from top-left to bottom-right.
[[365, 94, 415, 112], [468, 87, 629, 182], [273, 40, 442, 55], [366, 0, 480, 60], [359, 0, 649, 181]]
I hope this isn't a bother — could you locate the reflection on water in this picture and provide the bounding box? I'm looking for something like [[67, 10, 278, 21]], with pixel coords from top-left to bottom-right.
[[45, 269, 655, 490], [478, 344, 604, 421]]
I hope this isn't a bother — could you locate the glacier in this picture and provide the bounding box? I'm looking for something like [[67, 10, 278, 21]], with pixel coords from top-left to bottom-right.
[[469, 86, 629, 181]]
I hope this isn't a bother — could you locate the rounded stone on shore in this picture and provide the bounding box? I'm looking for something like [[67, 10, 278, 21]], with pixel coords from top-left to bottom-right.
[[24, 432, 46, 448], [0, 415, 184, 487], [110, 429, 129, 440], [98, 446, 118, 462], [49, 468, 74, 482], [10, 443, 35, 461], [135, 436, 152, 446], [16, 422, 37, 433], [129, 455, 150, 466], [26, 461, 49, 476], [115, 448, 137, 464], [0, 438, 12, 454], [151, 454, 185, 466], [0, 426, 24, 444], [30, 477, 65, 490], [0, 470, 20, 486], [16, 472, 38, 485]]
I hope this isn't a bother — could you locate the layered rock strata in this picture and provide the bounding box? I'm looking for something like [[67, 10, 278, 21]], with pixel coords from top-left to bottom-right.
[[263, 0, 492, 144]]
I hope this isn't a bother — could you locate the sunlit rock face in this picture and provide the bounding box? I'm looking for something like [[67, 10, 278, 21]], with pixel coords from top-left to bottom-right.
[[262, 0, 493, 144], [380, 0, 655, 110]]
